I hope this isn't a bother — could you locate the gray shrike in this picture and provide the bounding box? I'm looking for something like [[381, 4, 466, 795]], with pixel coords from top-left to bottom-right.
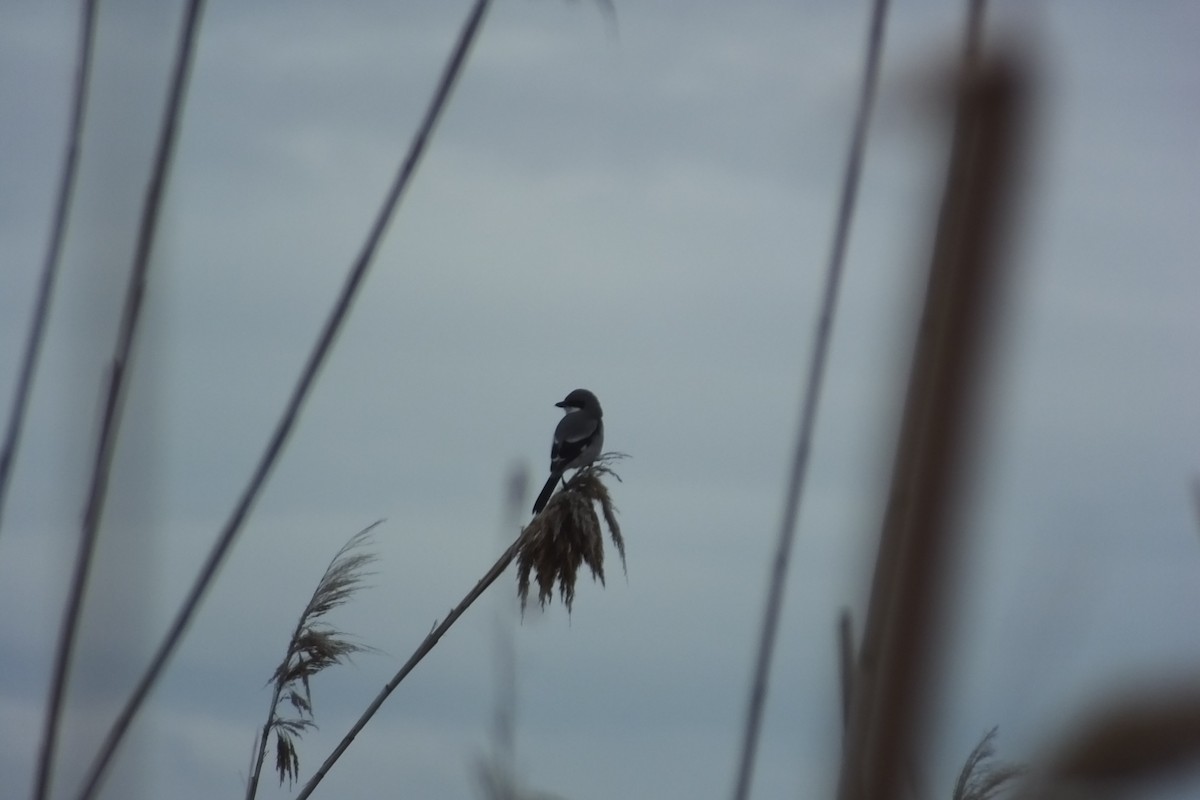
[[532, 389, 604, 514]]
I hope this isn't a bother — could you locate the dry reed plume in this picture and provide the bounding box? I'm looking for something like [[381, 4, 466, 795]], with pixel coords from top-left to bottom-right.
[[518, 459, 625, 612], [245, 522, 380, 798], [293, 463, 625, 798], [952, 727, 1023, 800]]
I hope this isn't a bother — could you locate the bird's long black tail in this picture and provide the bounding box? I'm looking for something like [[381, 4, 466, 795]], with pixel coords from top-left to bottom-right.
[[532, 471, 561, 515]]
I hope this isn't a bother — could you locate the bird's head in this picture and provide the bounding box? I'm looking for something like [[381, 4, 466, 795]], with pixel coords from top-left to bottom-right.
[[555, 388, 601, 416]]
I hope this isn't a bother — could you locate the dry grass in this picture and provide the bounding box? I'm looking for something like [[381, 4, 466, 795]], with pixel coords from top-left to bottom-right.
[[517, 459, 625, 612], [293, 463, 626, 799], [246, 523, 380, 797], [953, 727, 1023, 800]]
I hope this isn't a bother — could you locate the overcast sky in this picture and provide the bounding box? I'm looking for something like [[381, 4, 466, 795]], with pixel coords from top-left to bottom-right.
[[3, 1, 1200, 799]]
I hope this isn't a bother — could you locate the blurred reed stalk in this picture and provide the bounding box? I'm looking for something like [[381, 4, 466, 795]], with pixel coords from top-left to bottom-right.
[[835, 46, 1027, 800], [34, 3, 206, 799], [0, 0, 97, 538], [475, 467, 528, 800], [474, 464, 571, 800], [1004, 485, 1200, 796], [1014, 687, 1200, 798], [74, 1, 494, 796]]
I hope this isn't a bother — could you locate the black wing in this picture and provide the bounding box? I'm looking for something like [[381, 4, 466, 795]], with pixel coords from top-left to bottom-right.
[[550, 411, 600, 469]]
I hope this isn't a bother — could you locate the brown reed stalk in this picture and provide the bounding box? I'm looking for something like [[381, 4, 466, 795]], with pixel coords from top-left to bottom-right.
[[244, 523, 380, 800], [1004, 488, 1200, 796], [1012, 688, 1200, 799], [835, 50, 1026, 800]]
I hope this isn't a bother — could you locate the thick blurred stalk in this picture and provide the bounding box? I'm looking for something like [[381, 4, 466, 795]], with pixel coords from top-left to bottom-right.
[[836, 53, 1027, 800]]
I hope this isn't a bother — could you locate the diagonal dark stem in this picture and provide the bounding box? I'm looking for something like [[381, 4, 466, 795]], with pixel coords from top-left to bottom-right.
[[295, 528, 524, 800], [0, 0, 98, 541], [74, 2, 494, 798], [730, 1, 891, 798], [34, 2, 205, 799], [245, 675, 290, 800]]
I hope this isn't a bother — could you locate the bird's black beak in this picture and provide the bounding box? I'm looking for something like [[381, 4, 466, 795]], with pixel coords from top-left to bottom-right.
[[554, 400, 566, 408]]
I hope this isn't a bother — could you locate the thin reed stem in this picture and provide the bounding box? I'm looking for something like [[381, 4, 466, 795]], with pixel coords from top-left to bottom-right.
[[1190, 479, 1200, 536], [482, 468, 529, 792], [246, 678, 289, 800], [294, 527, 526, 800], [838, 609, 855, 730], [0, 0, 98, 540], [35, 3, 205, 799], [75, 2, 493, 797], [730, 1, 890, 797]]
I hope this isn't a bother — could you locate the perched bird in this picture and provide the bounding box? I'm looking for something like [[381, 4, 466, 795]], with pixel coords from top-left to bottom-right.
[[532, 389, 604, 515]]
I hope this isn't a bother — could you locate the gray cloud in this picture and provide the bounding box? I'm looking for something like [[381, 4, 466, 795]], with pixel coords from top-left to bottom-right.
[[3, 1, 1200, 799]]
